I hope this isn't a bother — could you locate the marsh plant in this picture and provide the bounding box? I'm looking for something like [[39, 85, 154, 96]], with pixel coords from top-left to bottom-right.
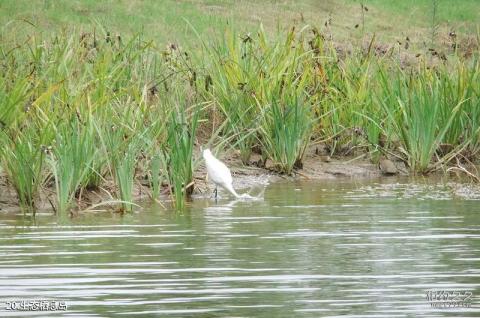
[[206, 27, 319, 171], [207, 29, 262, 164], [259, 96, 313, 174], [49, 117, 98, 214], [376, 63, 476, 173], [100, 110, 146, 213], [161, 103, 199, 210], [0, 126, 50, 212], [97, 101, 149, 212]]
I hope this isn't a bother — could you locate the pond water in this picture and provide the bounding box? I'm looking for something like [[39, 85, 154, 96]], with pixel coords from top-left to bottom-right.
[[0, 179, 479, 317]]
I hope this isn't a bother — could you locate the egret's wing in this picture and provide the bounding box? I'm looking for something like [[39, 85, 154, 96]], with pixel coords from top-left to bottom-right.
[[206, 157, 233, 185]]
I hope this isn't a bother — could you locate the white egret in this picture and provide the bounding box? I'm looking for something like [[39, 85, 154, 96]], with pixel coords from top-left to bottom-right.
[[202, 148, 241, 199]]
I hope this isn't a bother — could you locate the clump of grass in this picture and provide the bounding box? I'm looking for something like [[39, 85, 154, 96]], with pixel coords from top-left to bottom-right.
[[318, 53, 378, 155], [99, 102, 149, 213], [259, 95, 313, 174], [101, 125, 139, 213], [205, 26, 320, 171], [376, 65, 463, 173], [0, 126, 49, 212], [439, 58, 480, 157], [161, 103, 199, 210], [49, 116, 98, 214], [137, 114, 169, 202], [205, 28, 262, 164]]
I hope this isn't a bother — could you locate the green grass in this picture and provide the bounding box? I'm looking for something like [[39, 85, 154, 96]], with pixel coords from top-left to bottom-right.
[[1, 1, 478, 48], [377, 66, 462, 173], [0, 0, 228, 45], [50, 116, 98, 214], [356, 0, 480, 23], [99, 101, 152, 213], [0, 125, 51, 212], [161, 102, 199, 210]]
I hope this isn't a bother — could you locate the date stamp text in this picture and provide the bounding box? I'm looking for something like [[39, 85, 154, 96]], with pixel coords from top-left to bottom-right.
[[4, 300, 67, 312]]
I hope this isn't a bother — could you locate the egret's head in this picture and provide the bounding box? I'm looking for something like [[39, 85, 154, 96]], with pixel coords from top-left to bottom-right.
[[202, 148, 212, 158]]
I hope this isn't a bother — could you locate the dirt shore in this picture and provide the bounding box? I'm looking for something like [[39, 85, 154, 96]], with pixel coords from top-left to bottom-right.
[[193, 146, 407, 196], [0, 146, 407, 214]]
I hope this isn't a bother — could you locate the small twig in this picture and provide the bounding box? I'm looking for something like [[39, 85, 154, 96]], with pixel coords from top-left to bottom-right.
[[46, 196, 57, 215], [447, 165, 480, 183], [99, 186, 115, 200], [294, 170, 311, 179], [344, 153, 367, 164]]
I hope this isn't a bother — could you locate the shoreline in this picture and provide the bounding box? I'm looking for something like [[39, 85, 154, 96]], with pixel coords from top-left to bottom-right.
[[1, 148, 478, 215], [0, 146, 419, 215]]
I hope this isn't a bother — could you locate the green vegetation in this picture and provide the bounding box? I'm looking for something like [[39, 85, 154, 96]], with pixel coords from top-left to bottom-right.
[[207, 27, 317, 171], [0, 126, 49, 212], [376, 63, 477, 173], [49, 116, 98, 214], [162, 103, 199, 210], [1, 1, 478, 48], [0, 1, 479, 213]]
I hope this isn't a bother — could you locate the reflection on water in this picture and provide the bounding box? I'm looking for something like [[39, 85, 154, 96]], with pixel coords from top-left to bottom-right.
[[0, 179, 479, 317]]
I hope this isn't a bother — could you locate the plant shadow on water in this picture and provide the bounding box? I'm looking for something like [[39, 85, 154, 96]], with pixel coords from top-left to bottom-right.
[[0, 178, 479, 317]]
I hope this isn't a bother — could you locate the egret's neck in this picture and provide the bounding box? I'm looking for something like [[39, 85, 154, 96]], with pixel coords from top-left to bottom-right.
[[203, 151, 214, 161]]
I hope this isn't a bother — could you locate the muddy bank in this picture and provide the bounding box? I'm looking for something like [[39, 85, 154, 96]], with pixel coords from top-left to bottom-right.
[[193, 147, 407, 196], [0, 147, 408, 214]]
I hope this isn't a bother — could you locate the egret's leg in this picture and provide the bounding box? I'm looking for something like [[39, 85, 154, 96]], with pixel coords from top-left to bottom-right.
[[214, 187, 218, 199]]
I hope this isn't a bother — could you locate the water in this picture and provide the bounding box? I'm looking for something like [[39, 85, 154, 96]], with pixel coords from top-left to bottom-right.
[[1, 179, 479, 317]]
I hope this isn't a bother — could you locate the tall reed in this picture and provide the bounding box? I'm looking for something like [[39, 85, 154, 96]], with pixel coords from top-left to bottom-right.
[[98, 101, 149, 212], [259, 95, 313, 174], [206, 26, 319, 171], [376, 66, 463, 172], [49, 116, 98, 214], [206, 29, 262, 164], [161, 103, 199, 209], [0, 126, 49, 212]]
